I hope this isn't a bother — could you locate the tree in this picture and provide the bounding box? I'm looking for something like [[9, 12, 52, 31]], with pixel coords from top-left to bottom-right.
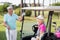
[[52, 2, 60, 19], [0, 5, 3, 12], [52, 2, 60, 6], [34, 0, 37, 17], [3, 2, 11, 12]]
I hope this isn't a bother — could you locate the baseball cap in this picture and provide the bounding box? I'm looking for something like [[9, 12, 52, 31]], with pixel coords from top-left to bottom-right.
[[7, 6, 13, 10], [36, 15, 44, 20]]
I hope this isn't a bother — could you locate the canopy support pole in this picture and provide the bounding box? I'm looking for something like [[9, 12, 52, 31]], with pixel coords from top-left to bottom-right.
[[47, 11, 54, 37], [20, 10, 25, 40], [20, 0, 24, 40]]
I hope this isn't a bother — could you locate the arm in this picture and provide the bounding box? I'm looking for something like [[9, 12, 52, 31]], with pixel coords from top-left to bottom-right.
[[40, 25, 46, 34], [39, 25, 46, 40], [4, 22, 8, 27], [40, 30, 44, 34], [3, 15, 10, 30], [15, 14, 22, 21], [3, 22, 10, 30]]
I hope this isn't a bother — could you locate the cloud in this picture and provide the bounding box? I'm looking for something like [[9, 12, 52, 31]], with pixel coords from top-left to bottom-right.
[[0, 0, 60, 6], [0, 0, 20, 5]]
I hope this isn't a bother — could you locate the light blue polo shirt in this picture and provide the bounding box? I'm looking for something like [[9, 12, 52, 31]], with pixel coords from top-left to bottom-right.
[[4, 13, 18, 30]]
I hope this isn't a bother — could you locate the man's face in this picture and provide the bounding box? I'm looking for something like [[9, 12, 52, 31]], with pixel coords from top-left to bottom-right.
[[8, 8, 13, 14]]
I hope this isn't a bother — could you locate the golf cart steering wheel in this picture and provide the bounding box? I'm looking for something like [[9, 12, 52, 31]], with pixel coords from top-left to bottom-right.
[[32, 24, 38, 35]]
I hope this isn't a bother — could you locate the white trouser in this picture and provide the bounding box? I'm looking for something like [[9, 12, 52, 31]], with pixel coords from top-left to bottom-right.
[[31, 33, 44, 40], [6, 29, 17, 40], [31, 37, 36, 40]]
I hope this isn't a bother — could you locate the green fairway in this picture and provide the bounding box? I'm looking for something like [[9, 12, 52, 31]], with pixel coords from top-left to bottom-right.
[[0, 11, 60, 40]]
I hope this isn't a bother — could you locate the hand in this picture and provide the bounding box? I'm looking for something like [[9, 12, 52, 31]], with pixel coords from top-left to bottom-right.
[[7, 26, 10, 30], [3, 22, 10, 30], [18, 16, 22, 21], [36, 36, 40, 40]]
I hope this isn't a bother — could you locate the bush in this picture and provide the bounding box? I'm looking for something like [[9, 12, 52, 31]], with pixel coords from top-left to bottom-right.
[[25, 10, 32, 16], [52, 2, 60, 16], [0, 5, 3, 12], [53, 12, 60, 19], [52, 2, 60, 6], [54, 12, 60, 16], [14, 8, 21, 16]]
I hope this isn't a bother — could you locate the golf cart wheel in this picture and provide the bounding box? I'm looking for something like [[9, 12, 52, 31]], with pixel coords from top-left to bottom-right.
[[41, 33, 57, 40]]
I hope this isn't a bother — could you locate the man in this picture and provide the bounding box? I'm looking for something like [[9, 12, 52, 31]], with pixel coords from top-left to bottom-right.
[[3, 6, 22, 40]]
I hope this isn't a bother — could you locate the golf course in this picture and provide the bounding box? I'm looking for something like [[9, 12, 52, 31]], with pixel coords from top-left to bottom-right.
[[0, 11, 60, 40], [0, 0, 60, 40]]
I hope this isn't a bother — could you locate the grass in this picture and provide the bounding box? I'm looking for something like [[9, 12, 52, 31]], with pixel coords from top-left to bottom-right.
[[0, 11, 60, 40]]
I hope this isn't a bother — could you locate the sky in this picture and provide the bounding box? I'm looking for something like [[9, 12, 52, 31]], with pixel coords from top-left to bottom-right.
[[0, 0, 60, 6], [0, 0, 21, 5]]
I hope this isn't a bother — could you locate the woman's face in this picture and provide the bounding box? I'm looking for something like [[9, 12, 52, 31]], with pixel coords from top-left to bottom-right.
[[37, 19, 43, 25]]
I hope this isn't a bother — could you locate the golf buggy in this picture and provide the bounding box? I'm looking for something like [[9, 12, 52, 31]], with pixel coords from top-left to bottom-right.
[[20, 6, 60, 40]]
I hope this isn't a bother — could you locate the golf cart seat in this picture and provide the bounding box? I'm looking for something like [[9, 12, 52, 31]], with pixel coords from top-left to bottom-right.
[[41, 32, 57, 40], [22, 35, 34, 40], [22, 24, 38, 40]]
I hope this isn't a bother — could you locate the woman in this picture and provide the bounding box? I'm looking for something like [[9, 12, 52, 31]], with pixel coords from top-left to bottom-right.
[[31, 15, 46, 40]]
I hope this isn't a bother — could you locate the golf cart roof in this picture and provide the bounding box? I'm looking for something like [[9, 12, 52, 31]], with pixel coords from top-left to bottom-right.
[[22, 6, 60, 11]]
